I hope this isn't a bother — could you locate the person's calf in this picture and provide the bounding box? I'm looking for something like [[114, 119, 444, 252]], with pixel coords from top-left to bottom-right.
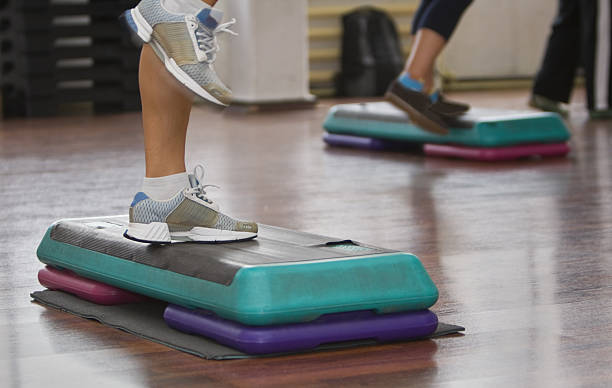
[[139, 44, 192, 178]]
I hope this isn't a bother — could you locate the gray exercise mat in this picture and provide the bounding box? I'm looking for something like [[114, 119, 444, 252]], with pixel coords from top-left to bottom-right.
[[31, 290, 465, 360]]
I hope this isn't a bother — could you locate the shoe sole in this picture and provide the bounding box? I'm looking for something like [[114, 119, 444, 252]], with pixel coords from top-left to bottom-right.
[[124, 222, 257, 244], [122, 8, 227, 106], [528, 99, 569, 119], [430, 106, 468, 117], [384, 91, 449, 135]]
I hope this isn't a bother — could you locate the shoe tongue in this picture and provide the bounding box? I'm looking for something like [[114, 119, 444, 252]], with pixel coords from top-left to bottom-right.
[[188, 173, 199, 188], [187, 173, 220, 210], [196, 7, 223, 29]]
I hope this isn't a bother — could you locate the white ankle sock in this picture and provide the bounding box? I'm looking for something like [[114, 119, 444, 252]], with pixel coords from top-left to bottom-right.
[[142, 172, 189, 201], [162, 0, 209, 14]]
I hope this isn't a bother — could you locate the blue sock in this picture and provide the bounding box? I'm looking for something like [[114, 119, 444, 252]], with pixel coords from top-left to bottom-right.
[[429, 90, 440, 103], [398, 73, 441, 103], [398, 73, 424, 92]]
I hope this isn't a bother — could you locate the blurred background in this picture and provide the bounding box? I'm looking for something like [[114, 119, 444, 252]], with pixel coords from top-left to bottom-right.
[[0, 0, 563, 117]]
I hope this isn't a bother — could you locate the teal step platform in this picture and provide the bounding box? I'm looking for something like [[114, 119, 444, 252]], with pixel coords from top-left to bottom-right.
[[37, 216, 439, 326], [323, 102, 571, 147]]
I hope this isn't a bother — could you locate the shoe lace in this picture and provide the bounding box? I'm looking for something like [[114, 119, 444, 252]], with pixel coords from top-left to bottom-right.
[[185, 164, 219, 204], [195, 19, 238, 63]]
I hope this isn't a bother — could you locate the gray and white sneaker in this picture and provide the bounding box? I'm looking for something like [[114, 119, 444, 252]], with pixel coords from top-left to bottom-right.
[[122, 0, 236, 105], [125, 165, 258, 244]]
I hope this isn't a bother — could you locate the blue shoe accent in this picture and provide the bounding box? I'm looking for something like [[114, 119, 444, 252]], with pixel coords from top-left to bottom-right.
[[122, 9, 139, 34], [197, 8, 218, 29], [430, 90, 440, 103], [196, 8, 211, 23], [398, 73, 424, 92], [131, 192, 150, 207]]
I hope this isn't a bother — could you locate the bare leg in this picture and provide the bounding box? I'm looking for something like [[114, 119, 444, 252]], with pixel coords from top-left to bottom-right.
[[126, 0, 259, 244], [404, 28, 446, 93], [139, 0, 218, 178], [385, 1, 471, 133], [140, 44, 192, 178]]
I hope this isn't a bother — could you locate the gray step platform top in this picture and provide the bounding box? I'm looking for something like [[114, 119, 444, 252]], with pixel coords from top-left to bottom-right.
[[48, 216, 394, 286]]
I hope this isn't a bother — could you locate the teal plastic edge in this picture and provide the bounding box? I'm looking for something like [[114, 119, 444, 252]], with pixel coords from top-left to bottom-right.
[[36, 227, 439, 326], [323, 108, 570, 147]]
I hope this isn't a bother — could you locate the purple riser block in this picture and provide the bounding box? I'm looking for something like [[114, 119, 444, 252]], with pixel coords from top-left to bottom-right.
[[324, 133, 570, 161], [323, 133, 412, 150], [164, 304, 438, 355], [424, 142, 570, 161], [38, 266, 147, 305]]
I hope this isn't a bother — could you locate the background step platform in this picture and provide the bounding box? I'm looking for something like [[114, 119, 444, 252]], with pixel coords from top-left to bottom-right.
[[1, 67, 140, 116], [38, 266, 147, 305], [37, 216, 439, 326], [0, 0, 137, 13], [3, 18, 133, 36], [323, 133, 570, 161], [1, 0, 140, 117], [1, 85, 140, 117], [4, 71, 139, 94], [323, 102, 571, 148], [164, 304, 439, 355], [3, 49, 139, 72], [3, 33, 138, 56]]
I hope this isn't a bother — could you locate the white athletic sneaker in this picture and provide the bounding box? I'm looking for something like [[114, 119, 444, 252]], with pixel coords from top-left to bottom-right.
[[122, 0, 237, 105], [125, 165, 258, 244]]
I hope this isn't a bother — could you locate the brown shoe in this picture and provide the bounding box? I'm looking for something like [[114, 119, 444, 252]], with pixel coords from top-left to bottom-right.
[[430, 93, 470, 116], [384, 80, 449, 135]]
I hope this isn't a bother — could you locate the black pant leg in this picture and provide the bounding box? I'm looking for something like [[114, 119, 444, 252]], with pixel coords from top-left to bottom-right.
[[581, 0, 611, 110], [411, 0, 432, 35], [581, 0, 596, 109], [416, 0, 473, 41], [532, 0, 582, 103]]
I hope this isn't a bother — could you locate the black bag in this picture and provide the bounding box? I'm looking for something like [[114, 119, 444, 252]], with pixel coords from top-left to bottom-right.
[[337, 7, 404, 97]]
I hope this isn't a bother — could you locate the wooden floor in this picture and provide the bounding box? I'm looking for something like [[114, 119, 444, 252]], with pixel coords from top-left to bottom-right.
[[1, 89, 611, 387]]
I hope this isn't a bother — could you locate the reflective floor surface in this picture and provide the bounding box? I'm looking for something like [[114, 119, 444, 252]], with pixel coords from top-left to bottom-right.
[[1, 89, 611, 387]]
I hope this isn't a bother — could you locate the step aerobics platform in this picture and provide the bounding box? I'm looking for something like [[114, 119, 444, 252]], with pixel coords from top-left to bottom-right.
[[35, 266, 447, 355], [323, 133, 571, 161], [323, 102, 571, 148], [37, 216, 439, 326]]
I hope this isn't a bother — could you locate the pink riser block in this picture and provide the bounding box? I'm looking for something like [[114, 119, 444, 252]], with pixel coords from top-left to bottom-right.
[[424, 142, 570, 161], [38, 266, 147, 305]]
